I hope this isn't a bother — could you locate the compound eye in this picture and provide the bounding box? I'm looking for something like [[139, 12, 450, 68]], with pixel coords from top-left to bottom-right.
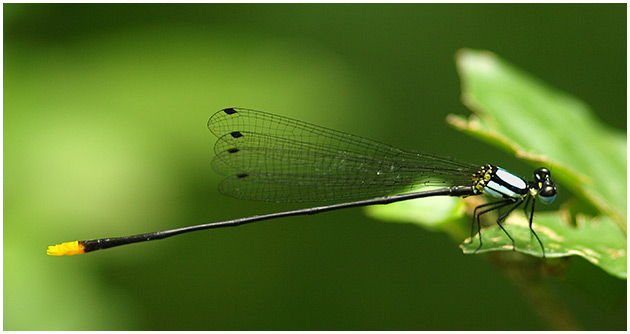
[[534, 167, 551, 181], [538, 185, 557, 204]]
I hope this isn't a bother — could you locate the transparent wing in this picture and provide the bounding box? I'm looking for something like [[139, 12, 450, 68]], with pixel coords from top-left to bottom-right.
[[208, 108, 479, 202]]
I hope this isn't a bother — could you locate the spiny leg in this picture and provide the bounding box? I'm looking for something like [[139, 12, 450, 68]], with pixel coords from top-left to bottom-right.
[[472, 199, 515, 253], [522, 196, 534, 244], [522, 195, 532, 219], [468, 201, 504, 243], [496, 200, 526, 251], [527, 196, 546, 258]]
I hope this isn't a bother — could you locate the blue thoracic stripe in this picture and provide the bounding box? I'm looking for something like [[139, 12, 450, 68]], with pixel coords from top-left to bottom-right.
[[484, 167, 528, 199]]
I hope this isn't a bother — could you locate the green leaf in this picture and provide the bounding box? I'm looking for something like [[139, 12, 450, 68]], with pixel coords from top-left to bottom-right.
[[366, 49, 626, 279], [450, 49, 626, 278], [450, 49, 626, 230]]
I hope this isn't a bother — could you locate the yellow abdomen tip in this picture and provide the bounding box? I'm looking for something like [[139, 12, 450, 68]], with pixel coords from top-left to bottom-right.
[[47, 241, 86, 256]]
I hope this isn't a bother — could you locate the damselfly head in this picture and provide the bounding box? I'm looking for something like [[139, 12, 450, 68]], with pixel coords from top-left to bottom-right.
[[534, 167, 557, 204]]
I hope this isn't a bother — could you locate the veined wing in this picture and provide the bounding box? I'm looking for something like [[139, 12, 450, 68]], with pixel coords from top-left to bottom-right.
[[208, 108, 479, 202]]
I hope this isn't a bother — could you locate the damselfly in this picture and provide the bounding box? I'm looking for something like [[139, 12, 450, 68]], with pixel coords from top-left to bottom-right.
[[48, 108, 557, 257]]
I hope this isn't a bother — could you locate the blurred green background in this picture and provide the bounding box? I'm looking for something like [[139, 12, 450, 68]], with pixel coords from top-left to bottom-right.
[[4, 4, 626, 330]]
